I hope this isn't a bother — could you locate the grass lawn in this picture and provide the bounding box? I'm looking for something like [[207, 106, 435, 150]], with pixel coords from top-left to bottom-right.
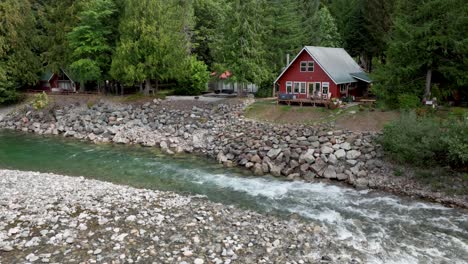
[[245, 98, 400, 132]]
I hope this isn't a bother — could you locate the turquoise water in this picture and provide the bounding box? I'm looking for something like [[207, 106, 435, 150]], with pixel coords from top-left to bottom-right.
[[0, 130, 467, 263]]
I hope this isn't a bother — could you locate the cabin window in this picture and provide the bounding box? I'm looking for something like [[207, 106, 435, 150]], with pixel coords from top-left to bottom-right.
[[300, 82, 306, 94], [300, 62, 307, 72], [322, 82, 330, 95], [307, 61, 314, 72], [294, 82, 301, 93], [286, 81, 292, 93], [340, 85, 347, 93]]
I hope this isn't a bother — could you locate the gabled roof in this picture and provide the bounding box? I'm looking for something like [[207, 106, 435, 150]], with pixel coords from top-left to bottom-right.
[[40, 70, 54, 82], [40, 68, 76, 83], [274, 46, 372, 85]]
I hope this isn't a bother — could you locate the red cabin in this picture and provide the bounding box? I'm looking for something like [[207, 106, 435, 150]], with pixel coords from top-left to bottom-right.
[[38, 69, 78, 93], [274, 46, 371, 102]]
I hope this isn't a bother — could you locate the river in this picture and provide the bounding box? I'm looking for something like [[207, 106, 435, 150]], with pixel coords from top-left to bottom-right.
[[0, 130, 467, 263]]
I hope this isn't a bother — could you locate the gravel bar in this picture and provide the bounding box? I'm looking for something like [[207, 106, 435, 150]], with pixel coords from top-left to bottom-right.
[[0, 169, 357, 264]]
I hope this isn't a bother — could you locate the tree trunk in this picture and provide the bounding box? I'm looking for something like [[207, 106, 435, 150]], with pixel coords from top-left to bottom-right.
[[144, 79, 152, 96], [155, 80, 159, 94], [80, 81, 85, 93], [139, 82, 143, 93], [121, 83, 124, 96], [424, 69, 432, 100]]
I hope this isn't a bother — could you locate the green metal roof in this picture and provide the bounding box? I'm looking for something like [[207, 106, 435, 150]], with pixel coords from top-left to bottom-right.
[[40, 70, 54, 81], [350, 72, 372, 83], [305, 46, 371, 84]]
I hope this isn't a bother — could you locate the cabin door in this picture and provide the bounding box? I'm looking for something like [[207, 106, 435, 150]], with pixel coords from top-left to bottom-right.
[[308, 82, 314, 98]]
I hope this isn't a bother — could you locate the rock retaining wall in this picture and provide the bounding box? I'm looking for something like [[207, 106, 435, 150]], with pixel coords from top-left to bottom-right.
[[0, 99, 384, 189]]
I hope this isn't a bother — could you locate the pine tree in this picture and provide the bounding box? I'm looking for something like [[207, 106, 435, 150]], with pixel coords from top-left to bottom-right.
[[211, 0, 270, 88], [0, 0, 41, 103], [36, 0, 79, 72], [373, 0, 467, 107], [267, 0, 303, 72], [300, 0, 320, 47], [67, 0, 117, 91], [312, 6, 342, 47], [192, 0, 226, 68], [111, 0, 192, 95]]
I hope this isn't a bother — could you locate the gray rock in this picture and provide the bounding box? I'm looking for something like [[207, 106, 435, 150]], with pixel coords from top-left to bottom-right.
[[340, 142, 351, 150], [267, 148, 282, 159], [323, 166, 337, 179], [299, 149, 315, 164], [336, 173, 348, 181], [320, 146, 333, 154], [253, 163, 264, 176], [334, 149, 346, 159], [346, 150, 361, 160]]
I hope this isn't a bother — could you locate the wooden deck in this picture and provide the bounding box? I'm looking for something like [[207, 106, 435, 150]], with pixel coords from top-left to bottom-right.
[[277, 97, 330, 107]]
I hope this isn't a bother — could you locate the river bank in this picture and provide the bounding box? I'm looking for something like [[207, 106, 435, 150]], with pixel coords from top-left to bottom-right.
[[0, 97, 466, 208], [0, 169, 347, 263]]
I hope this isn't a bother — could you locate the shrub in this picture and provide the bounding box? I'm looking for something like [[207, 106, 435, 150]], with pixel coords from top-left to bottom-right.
[[397, 94, 420, 110], [381, 111, 468, 169], [0, 87, 23, 105], [32, 92, 49, 110], [442, 119, 468, 168], [175, 57, 209, 96], [255, 81, 273, 98]]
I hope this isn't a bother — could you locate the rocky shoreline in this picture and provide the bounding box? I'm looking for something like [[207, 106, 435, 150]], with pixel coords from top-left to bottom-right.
[[0, 98, 466, 208], [1, 169, 358, 263]]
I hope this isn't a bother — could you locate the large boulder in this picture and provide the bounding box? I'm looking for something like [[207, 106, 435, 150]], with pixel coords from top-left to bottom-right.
[[346, 150, 361, 160], [334, 149, 346, 160], [323, 166, 337, 179], [299, 149, 315, 164], [340, 142, 351, 150], [267, 148, 282, 159], [253, 163, 264, 176], [320, 146, 333, 154]]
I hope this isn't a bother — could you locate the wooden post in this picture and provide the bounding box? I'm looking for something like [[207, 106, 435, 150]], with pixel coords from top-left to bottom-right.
[[424, 69, 432, 100]]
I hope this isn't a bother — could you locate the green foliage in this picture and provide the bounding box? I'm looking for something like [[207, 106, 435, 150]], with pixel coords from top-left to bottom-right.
[[211, 0, 270, 85], [37, 0, 78, 72], [299, 0, 320, 47], [266, 0, 304, 73], [192, 0, 226, 68], [397, 94, 420, 110], [256, 82, 273, 98], [373, 0, 467, 107], [175, 57, 209, 96], [67, 0, 117, 87], [0, 87, 22, 105], [312, 6, 342, 47], [32, 92, 49, 110], [442, 120, 468, 167], [381, 111, 468, 168], [0, 0, 41, 100], [111, 0, 191, 93]]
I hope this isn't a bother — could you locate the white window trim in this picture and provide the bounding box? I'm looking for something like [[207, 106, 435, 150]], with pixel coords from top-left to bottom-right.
[[307, 61, 314, 72], [294, 82, 307, 94], [300, 82, 307, 94], [286, 81, 292, 94], [340, 84, 347, 93], [322, 82, 330, 94], [300, 61, 307, 72], [293, 82, 300, 93]]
